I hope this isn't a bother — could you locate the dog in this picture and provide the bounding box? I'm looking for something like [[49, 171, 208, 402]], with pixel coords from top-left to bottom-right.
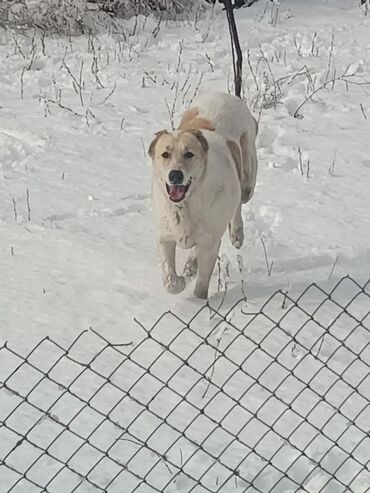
[[149, 91, 258, 299]]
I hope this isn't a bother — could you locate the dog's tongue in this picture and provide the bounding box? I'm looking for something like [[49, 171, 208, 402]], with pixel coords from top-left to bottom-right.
[[169, 185, 185, 202]]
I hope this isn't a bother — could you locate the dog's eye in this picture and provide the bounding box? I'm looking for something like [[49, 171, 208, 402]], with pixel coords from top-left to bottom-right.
[[161, 151, 170, 159], [184, 151, 194, 159]]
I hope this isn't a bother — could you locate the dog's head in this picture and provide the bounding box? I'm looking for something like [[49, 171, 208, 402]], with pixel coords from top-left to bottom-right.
[[148, 129, 209, 204]]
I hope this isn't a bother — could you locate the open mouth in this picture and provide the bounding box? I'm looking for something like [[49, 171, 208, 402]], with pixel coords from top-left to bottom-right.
[[165, 178, 192, 203]]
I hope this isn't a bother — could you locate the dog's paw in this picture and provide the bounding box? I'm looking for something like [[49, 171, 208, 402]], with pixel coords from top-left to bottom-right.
[[164, 273, 185, 294], [183, 256, 198, 279], [230, 226, 244, 249]]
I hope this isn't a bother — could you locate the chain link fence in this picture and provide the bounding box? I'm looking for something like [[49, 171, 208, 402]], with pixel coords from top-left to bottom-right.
[[1, 275, 369, 492]]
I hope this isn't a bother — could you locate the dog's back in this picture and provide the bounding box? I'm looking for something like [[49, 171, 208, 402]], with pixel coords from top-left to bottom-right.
[[178, 91, 258, 203]]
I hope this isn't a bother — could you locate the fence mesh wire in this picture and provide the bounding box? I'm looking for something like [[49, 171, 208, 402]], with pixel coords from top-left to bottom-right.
[[1, 275, 369, 492]]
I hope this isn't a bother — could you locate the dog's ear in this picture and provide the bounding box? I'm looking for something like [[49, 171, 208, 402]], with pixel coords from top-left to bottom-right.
[[187, 129, 209, 154], [148, 130, 168, 159]]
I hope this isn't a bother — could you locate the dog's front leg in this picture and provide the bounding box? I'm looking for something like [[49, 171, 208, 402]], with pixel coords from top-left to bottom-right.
[[194, 239, 221, 299], [158, 240, 185, 294]]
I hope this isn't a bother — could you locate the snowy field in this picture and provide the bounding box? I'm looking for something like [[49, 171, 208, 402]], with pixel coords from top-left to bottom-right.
[[1, 0, 370, 491]]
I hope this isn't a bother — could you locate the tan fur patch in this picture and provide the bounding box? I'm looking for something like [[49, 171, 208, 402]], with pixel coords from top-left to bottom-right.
[[240, 131, 252, 203], [240, 132, 248, 168], [185, 129, 209, 155], [178, 108, 215, 132], [178, 108, 198, 128], [240, 132, 248, 150], [227, 140, 242, 182], [148, 130, 168, 159]]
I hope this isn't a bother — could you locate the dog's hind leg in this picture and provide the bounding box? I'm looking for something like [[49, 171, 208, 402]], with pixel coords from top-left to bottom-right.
[[194, 239, 220, 299], [240, 131, 258, 204], [229, 203, 244, 249], [158, 240, 185, 294]]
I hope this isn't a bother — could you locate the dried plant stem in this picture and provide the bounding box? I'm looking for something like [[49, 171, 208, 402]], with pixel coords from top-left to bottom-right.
[[329, 149, 337, 175], [298, 146, 304, 175], [360, 103, 367, 120], [294, 66, 369, 118], [258, 232, 273, 277], [247, 49, 259, 92], [202, 339, 220, 399], [20, 67, 25, 99], [12, 198, 18, 221], [328, 255, 339, 280], [324, 33, 335, 83], [26, 189, 31, 222]]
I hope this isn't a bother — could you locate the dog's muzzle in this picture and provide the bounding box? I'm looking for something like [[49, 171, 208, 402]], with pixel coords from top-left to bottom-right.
[[166, 178, 192, 203]]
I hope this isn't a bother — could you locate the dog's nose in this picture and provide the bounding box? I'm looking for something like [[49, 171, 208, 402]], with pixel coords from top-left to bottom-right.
[[168, 170, 184, 185]]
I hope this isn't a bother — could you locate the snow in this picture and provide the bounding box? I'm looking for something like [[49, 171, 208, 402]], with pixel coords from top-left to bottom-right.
[[1, 1, 370, 492]]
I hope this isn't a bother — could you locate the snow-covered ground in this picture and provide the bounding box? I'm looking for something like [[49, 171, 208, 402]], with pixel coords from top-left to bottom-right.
[[1, 0, 370, 346], [1, 0, 370, 491]]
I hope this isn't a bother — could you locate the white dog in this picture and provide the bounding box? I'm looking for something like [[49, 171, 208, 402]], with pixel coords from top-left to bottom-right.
[[149, 91, 258, 299]]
